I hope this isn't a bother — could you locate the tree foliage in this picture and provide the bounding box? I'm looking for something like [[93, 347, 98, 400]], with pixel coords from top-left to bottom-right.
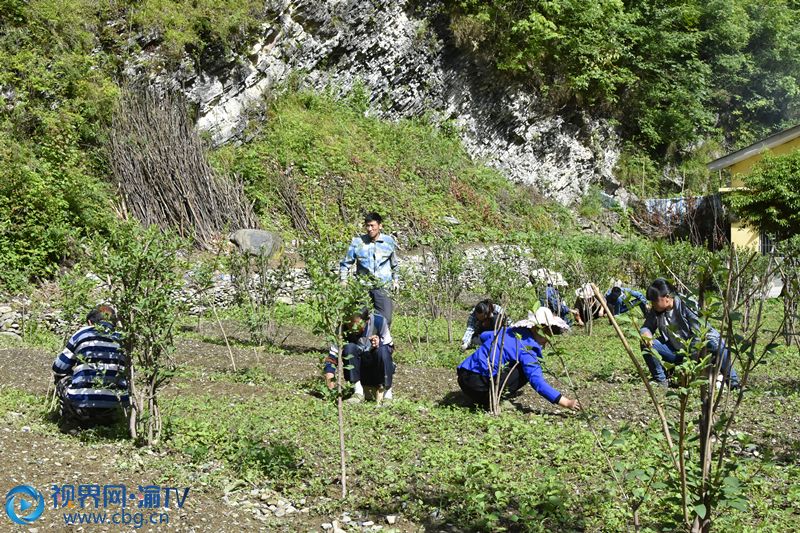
[[0, 0, 118, 289], [91, 221, 186, 446], [3, 0, 800, 288], [725, 149, 800, 239], [447, 0, 800, 157]]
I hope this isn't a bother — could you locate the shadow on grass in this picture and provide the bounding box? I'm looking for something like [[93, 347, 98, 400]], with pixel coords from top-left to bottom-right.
[[45, 409, 131, 442], [774, 437, 800, 465], [437, 390, 476, 409], [747, 377, 800, 395], [185, 331, 321, 359], [753, 432, 800, 465], [436, 391, 574, 419], [276, 343, 323, 357]]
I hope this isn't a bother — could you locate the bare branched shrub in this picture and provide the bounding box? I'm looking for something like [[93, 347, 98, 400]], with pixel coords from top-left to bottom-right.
[[272, 166, 316, 238], [108, 88, 257, 248]]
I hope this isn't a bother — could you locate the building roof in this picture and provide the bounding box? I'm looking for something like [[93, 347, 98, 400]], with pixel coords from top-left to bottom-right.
[[708, 123, 800, 171]]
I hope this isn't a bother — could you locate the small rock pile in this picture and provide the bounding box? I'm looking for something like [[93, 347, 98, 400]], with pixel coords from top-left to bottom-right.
[[0, 301, 24, 341], [225, 487, 310, 523], [321, 511, 399, 532], [179, 267, 313, 315], [224, 488, 402, 530]]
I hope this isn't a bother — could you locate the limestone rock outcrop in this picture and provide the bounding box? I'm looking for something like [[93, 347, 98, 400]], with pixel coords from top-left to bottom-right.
[[134, 0, 623, 205]]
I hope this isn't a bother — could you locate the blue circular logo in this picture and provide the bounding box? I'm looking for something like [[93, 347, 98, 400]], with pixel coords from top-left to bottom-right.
[[5, 485, 44, 525]]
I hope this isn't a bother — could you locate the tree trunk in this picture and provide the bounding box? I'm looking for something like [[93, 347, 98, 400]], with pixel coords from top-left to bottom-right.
[[128, 365, 139, 440], [335, 331, 347, 498]]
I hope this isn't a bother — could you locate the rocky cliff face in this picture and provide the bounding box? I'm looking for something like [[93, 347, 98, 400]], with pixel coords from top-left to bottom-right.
[[136, 0, 624, 205]]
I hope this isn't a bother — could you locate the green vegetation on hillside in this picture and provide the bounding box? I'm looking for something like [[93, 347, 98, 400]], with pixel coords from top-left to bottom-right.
[[0, 0, 119, 289], [211, 90, 572, 244], [446, 0, 800, 176], [2, 0, 799, 289]]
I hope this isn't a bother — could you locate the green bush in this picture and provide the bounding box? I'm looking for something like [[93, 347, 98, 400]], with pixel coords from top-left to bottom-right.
[[129, 0, 264, 61], [445, 0, 800, 160], [0, 133, 115, 289], [0, 0, 118, 289]]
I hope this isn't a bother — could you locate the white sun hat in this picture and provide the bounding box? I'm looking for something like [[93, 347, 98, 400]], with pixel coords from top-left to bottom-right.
[[511, 307, 570, 332], [575, 283, 595, 299]]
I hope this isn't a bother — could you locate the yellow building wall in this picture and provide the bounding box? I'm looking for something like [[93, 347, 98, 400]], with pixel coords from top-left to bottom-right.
[[725, 137, 800, 250], [730, 221, 759, 250], [729, 136, 800, 187]]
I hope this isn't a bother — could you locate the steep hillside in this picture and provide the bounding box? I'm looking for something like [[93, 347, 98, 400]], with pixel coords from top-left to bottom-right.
[[210, 90, 575, 243], [2, 0, 799, 286]]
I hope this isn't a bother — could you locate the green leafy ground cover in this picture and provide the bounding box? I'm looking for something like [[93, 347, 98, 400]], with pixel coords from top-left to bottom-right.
[[1, 299, 798, 531], [2, 2, 800, 528]]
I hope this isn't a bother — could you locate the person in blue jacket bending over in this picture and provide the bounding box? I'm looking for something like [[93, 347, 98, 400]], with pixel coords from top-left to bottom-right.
[[605, 283, 648, 316], [457, 307, 582, 411]]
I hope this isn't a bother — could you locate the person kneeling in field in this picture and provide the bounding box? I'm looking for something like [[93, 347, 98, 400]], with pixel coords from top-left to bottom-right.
[[324, 309, 395, 403], [574, 283, 606, 324], [640, 278, 739, 389], [460, 299, 508, 350], [52, 304, 130, 432], [542, 282, 584, 326], [456, 307, 581, 411]]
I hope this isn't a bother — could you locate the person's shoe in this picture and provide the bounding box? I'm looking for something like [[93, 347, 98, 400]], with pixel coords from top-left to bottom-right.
[[345, 393, 364, 404], [649, 380, 668, 390]]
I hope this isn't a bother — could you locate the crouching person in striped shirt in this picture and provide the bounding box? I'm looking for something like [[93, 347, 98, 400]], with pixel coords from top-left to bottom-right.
[[323, 308, 395, 404], [52, 304, 129, 431]]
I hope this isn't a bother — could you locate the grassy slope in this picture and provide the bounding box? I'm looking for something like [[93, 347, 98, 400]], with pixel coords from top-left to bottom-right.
[[210, 89, 572, 245]]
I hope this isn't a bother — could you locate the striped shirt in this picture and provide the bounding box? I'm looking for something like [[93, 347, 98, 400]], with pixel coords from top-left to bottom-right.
[[52, 324, 129, 409], [340, 234, 399, 285]]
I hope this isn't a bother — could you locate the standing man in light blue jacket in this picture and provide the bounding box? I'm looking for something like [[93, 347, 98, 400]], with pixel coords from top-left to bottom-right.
[[340, 212, 399, 325]]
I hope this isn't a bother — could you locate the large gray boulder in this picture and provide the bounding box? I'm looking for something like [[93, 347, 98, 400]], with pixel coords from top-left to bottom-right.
[[229, 229, 283, 258]]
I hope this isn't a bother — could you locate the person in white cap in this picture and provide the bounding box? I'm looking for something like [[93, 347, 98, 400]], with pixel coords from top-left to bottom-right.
[[456, 307, 582, 411], [574, 283, 606, 324]]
